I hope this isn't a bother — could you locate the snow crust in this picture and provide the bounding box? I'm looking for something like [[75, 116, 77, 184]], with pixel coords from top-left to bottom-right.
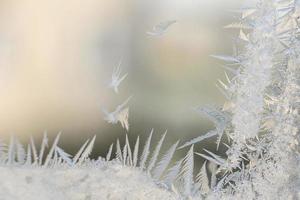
[[0, 163, 178, 200]]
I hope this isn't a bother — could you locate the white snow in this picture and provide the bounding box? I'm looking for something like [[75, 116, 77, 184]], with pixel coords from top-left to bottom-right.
[[0, 163, 178, 200]]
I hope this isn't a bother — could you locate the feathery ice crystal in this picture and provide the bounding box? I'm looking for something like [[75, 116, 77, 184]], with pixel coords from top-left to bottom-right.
[[146, 20, 177, 37]]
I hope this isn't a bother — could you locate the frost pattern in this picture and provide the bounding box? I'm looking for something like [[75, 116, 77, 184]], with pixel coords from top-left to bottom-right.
[[1, 0, 300, 199]]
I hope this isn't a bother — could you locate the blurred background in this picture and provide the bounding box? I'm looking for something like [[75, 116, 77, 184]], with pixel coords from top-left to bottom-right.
[[0, 0, 243, 158]]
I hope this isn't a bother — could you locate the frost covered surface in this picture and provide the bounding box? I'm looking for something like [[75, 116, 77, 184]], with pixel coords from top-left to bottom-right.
[[180, 0, 300, 199], [0, 132, 185, 200], [0, 164, 177, 200], [198, 0, 300, 199], [0, 132, 181, 200]]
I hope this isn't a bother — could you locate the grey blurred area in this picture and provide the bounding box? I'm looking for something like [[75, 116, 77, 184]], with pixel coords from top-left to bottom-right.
[[0, 0, 242, 158]]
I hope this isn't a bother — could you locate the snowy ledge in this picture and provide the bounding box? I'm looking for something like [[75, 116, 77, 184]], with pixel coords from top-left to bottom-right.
[[0, 163, 178, 200]]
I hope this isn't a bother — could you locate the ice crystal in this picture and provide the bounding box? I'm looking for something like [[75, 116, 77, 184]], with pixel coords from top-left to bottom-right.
[[108, 59, 128, 94], [102, 96, 131, 131], [146, 20, 177, 37]]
